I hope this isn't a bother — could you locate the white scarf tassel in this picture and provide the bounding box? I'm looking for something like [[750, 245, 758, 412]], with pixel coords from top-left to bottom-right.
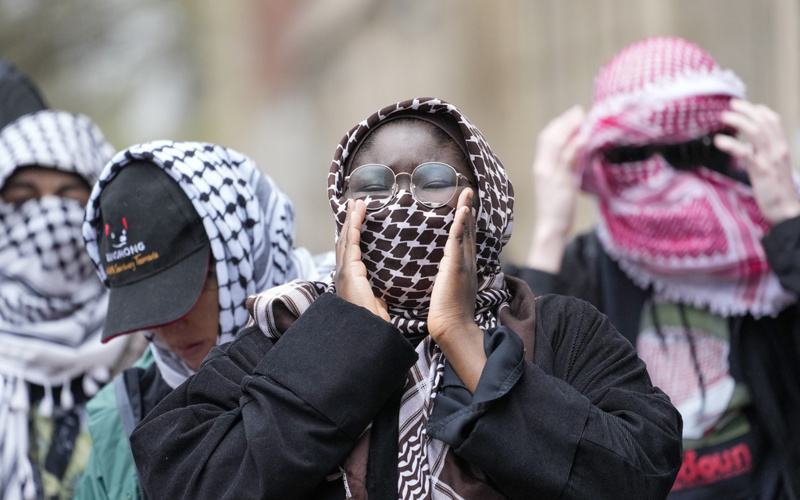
[[37, 385, 53, 418], [59, 379, 74, 411], [82, 365, 109, 397], [0, 377, 36, 500]]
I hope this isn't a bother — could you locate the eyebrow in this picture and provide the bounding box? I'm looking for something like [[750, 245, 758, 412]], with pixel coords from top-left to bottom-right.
[[55, 182, 90, 196], [2, 179, 38, 190], [1, 180, 89, 196]]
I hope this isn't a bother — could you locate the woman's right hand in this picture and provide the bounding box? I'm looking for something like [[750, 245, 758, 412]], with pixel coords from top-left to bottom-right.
[[334, 199, 390, 321], [526, 105, 587, 273]]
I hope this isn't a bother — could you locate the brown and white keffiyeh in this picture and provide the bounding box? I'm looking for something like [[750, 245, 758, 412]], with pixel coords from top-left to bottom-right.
[[579, 36, 797, 318], [248, 98, 516, 499]]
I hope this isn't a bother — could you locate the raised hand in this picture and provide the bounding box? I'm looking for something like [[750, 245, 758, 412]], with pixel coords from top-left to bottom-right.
[[717, 99, 800, 225], [428, 188, 486, 392], [334, 199, 390, 321], [526, 105, 588, 273]]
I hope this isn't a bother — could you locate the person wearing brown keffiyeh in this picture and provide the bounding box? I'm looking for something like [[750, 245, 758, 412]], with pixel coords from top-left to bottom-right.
[[130, 97, 682, 499], [514, 37, 800, 498]]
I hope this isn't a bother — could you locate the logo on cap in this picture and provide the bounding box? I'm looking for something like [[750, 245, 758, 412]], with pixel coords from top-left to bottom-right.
[[103, 216, 159, 276], [107, 217, 129, 248]]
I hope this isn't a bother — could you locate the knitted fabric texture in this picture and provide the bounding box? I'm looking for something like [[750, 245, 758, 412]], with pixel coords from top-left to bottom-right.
[[579, 36, 795, 318]]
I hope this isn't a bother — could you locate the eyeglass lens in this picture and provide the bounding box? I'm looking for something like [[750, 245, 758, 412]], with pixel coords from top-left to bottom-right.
[[346, 163, 461, 210]]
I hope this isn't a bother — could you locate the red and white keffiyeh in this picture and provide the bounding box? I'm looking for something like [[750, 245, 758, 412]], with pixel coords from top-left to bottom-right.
[[579, 36, 796, 318]]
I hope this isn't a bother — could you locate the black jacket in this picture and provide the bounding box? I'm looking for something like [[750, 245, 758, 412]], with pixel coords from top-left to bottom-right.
[[508, 216, 800, 499], [131, 291, 682, 499]]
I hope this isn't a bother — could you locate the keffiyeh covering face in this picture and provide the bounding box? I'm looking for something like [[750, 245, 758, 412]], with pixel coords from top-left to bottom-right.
[[579, 36, 796, 318], [330, 98, 515, 336], [83, 141, 309, 388], [248, 98, 515, 499], [0, 110, 122, 500]]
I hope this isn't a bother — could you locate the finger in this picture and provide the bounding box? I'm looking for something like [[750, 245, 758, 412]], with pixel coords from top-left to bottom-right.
[[561, 123, 590, 172], [539, 105, 585, 148], [720, 109, 760, 138], [449, 192, 468, 242], [729, 98, 762, 118], [462, 190, 477, 263], [443, 189, 472, 262], [453, 188, 476, 262], [342, 199, 365, 265], [556, 105, 585, 132], [726, 100, 783, 142], [246, 295, 256, 316], [714, 134, 754, 162], [729, 99, 780, 126], [457, 186, 473, 211], [335, 199, 353, 266]]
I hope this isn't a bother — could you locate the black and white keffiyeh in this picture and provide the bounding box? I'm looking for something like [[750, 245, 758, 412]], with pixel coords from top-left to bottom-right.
[[83, 141, 325, 388], [249, 98, 516, 500], [0, 110, 113, 188], [0, 110, 121, 500]]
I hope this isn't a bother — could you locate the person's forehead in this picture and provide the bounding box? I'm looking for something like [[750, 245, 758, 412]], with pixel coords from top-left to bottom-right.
[[354, 121, 472, 178]]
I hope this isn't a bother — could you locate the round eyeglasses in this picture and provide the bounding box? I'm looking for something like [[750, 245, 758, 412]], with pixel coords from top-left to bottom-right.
[[344, 162, 474, 211]]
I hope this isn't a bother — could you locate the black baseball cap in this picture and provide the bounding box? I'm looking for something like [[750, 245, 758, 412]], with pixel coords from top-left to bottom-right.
[[97, 161, 210, 342]]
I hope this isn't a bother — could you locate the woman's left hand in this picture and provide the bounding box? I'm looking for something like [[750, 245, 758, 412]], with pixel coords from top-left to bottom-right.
[[428, 188, 487, 392]]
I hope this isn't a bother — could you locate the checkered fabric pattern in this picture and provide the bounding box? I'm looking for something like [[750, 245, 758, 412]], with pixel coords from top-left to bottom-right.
[[0, 110, 114, 187], [578, 37, 795, 318], [0, 197, 97, 321], [0, 110, 122, 500]]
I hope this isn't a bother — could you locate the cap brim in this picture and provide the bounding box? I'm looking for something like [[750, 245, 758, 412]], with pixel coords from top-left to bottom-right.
[[101, 245, 210, 342]]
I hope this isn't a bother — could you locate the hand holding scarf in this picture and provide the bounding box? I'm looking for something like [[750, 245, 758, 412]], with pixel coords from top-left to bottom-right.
[[426, 188, 485, 392], [717, 98, 800, 226], [334, 199, 390, 322], [526, 105, 588, 273]]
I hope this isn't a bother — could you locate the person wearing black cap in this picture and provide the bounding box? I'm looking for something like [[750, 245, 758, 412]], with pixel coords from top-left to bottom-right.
[[76, 141, 333, 500], [0, 110, 123, 500]]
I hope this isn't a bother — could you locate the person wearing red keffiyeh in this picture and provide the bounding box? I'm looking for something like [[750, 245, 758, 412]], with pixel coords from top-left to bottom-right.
[[512, 36, 800, 498], [129, 97, 682, 499]]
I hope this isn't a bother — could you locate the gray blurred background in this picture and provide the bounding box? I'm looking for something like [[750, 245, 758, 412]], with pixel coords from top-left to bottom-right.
[[2, 0, 798, 267]]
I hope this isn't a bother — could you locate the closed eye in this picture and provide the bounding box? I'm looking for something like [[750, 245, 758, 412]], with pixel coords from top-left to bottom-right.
[[415, 180, 452, 190]]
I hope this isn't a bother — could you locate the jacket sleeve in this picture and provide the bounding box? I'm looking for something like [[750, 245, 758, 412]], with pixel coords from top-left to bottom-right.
[[130, 292, 418, 500], [762, 215, 800, 295], [429, 294, 682, 499]]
